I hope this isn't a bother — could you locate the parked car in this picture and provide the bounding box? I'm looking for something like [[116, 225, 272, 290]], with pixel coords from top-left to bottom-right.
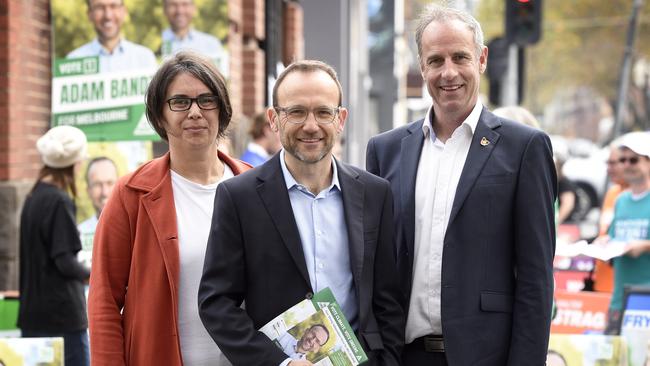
[[562, 148, 608, 221], [549, 135, 605, 221]]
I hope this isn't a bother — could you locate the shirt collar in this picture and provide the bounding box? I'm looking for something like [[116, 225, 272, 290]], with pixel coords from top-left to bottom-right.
[[279, 149, 340, 193], [421, 100, 483, 142], [91, 38, 125, 56], [162, 28, 196, 41]]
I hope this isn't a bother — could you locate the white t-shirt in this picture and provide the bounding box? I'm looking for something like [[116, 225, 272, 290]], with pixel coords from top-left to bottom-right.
[[171, 165, 234, 366]]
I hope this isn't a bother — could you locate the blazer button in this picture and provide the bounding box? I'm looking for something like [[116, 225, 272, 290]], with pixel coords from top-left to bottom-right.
[[306, 292, 314, 299]]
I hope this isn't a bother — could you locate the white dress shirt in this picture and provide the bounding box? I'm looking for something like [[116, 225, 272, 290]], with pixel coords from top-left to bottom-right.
[[405, 101, 483, 343]]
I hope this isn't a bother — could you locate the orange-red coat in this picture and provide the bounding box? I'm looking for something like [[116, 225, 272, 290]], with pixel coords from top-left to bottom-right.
[[88, 151, 251, 366]]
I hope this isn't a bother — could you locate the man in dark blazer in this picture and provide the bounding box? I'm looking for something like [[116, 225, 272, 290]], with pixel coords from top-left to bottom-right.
[[366, 5, 557, 366], [199, 60, 404, 366]]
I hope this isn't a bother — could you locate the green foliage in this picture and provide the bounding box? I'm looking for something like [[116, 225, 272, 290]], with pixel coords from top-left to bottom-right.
[[476, 0, 650, 112], [51, 0, 94, 58], [192, 0, 229, 41]]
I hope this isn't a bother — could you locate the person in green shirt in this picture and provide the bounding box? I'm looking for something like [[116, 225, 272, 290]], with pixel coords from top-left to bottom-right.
[[601, 132, 650, 334]]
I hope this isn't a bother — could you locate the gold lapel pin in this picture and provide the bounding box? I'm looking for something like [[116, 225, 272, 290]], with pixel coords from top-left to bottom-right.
[[480, 137, 490, 146]]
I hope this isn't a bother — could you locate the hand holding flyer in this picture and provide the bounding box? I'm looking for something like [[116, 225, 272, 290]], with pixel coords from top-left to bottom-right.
[[555, 239, 627, 261], [259, 288, 368, 366]]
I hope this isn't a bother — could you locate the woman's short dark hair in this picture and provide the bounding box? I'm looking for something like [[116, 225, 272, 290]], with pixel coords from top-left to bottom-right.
[[145, 51, 232, 141]]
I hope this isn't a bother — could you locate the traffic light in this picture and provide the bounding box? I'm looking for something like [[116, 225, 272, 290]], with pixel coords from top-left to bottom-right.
[[487, 38, 509, 106], [506, 0, 542, 45], [486, 37, 526, 106]]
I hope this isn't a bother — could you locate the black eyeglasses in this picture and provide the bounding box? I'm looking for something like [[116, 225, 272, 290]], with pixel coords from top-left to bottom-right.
[[274, 106, 340, 125], [166, 95, 219, 111], [619, 156, 640, 165]]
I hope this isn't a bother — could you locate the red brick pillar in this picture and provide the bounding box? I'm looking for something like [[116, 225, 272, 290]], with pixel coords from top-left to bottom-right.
[[241, 0, 265, 118], [0, 0, 51, 290], [225, 0, 265, 156], [283, 1, 304, 65], [228, 0, 243, 124]]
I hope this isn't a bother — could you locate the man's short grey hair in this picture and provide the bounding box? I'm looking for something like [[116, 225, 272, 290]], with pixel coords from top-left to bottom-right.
[[414, 4, 485, 59]]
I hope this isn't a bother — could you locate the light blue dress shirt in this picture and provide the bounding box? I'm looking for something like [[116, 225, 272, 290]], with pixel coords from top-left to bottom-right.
[[161, 28, 225, 63], [67, 38, 157, 73], [279, 150, 359, 329]]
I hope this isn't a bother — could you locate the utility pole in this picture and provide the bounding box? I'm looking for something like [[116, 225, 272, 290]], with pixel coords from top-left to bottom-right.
[[502, 44, 519, 106], [611, 0, 645, 140]]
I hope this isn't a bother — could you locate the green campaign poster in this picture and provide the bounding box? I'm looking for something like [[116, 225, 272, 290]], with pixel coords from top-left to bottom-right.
[[50, 0, 229, 142]]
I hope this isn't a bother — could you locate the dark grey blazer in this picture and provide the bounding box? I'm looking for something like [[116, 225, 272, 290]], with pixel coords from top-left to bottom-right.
[[366, 108, 557, 366], [198, 153, 405, 366]]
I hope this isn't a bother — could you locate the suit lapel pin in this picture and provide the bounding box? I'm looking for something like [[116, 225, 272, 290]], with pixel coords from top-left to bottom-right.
[[480, 137, 490, 146]]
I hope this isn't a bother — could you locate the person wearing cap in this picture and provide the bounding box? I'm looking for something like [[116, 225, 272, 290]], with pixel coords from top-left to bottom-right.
[[18, 125, 91, 366], [592, 143, 630, 293], [602, 132, 650, 334]]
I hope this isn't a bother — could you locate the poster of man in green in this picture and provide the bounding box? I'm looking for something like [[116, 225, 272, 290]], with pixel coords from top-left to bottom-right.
[[50, 0, 228, 239], [51, 0, 228, 144]]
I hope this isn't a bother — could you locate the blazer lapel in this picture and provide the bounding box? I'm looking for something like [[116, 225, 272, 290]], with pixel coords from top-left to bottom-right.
[[141, 171, 181, 296], [257, 155, 312, 288], [400, 121, 425, 263], [449, 110, 502, 225], [337, 161, 364, 292]]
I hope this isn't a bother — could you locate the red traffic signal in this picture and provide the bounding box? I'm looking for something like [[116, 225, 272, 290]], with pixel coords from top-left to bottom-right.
[[506, 0, 542, 45]]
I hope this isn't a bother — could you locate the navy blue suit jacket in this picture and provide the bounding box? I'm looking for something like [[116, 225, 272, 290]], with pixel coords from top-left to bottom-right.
[[366, 108, 557, 366], [199, 154, 405, 366]]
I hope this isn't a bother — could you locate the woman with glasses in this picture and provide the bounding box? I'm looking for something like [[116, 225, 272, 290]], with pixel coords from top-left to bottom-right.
[[88, 51, 251, 366]]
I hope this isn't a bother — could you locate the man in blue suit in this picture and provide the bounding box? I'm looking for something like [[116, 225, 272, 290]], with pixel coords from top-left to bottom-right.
[[366, 5, 557, 366], [200, 60, 404, 366]]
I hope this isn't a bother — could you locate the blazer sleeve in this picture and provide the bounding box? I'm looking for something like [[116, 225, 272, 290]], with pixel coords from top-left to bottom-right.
[[508, 132, 557, 365], [88, 182, 132, 366], [198, 183, 289, 366], [366, 137, 380, 176], [372, 184, 405, 366]]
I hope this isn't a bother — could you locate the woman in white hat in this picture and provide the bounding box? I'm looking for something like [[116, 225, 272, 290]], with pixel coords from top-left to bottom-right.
[[18, 125, 90, 366]]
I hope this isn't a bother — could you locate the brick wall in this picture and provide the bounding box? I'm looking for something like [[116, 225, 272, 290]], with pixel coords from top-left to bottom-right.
[[0, 0, 50, 182], [242, 0, 264, 41], [283, 1, 304, 65], [0, 0, 51, 290], [228, 0, 243, 124], [240, 0, 265, 118]]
